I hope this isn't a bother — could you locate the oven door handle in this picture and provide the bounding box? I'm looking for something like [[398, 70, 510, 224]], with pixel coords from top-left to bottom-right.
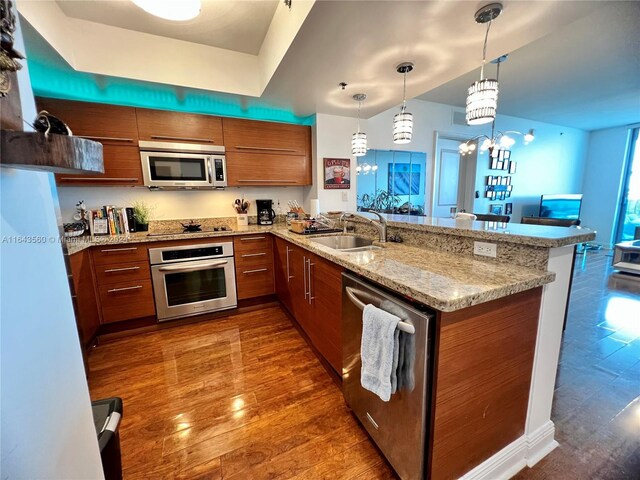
[[158, 260, 228, 273]]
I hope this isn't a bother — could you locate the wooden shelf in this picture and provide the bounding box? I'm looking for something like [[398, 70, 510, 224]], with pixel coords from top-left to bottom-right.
[[0, 130, 104, 174]]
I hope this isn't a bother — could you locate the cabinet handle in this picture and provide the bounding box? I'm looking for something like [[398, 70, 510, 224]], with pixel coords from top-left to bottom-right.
[[236, 180, 299, 184], [303, 256, 308, 299], [241, 252, 266, 258], [235, 146, 297, 153], [100, 247, 138, 253], [104, 266, 140, 273], [59, 177, 139, 182], [307, 258, 315, 304], [80, 135, 134, 143], [240, 236, 266, 241], [242, 268, 268, 274], [107, 285, 142, 293], [150, 135, 215, 143], [286, 246, 292, 281]]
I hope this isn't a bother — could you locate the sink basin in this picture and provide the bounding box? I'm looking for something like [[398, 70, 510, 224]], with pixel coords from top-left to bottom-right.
[[309, 235, 382, 252]]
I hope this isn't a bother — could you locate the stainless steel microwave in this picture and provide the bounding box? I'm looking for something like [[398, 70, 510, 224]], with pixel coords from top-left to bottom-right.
[[139, 140, 227, 189]]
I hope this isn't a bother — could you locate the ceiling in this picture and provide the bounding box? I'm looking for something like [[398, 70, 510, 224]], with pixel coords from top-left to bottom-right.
[[19, 1, 638, 130], [418, 1, 640, 131], [55, 0, 279, 55]]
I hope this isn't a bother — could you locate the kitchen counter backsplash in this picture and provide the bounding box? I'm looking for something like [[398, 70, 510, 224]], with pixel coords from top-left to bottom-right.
[[148, 215, 286, 234]]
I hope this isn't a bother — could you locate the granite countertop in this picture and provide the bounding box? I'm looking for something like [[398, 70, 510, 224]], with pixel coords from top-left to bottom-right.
[[66, 225, 555, 312], [380, 214, 596, 248]]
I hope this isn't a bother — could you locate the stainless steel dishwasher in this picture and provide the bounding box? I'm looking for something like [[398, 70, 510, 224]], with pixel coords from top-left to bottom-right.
[[342, 272, 434, 480]]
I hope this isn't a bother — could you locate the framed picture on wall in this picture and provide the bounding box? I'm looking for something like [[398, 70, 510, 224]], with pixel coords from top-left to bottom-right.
[[489, 204, 503, 215], [505, 203, 513, 215], [491, 158, 498, 169], [324, 158, 350, 189], [509, 161, 517, 174], [504, 150, 511, 160], [486, 175, 493, 185]]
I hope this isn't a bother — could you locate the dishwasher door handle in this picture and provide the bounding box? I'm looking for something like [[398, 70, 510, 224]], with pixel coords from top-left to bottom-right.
[[345, 286, 416, 335]]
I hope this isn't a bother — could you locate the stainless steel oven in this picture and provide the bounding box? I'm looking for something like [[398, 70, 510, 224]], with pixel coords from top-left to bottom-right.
[[150, 242, 237, 321], [140, 140, 227, 189]]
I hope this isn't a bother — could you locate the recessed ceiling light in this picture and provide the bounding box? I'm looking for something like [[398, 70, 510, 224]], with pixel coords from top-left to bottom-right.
[[131, 0, 201, 21]]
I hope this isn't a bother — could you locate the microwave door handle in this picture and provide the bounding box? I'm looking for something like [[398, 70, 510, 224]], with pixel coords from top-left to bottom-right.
[[158, 260, 228, 273], [207, 158, 213, 184]]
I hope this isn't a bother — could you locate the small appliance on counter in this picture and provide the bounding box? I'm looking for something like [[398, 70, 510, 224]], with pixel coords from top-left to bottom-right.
[[256, 199, 276, 225]]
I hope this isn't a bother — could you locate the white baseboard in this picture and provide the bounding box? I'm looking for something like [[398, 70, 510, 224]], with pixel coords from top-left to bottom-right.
[[459, 422, 558, 480]]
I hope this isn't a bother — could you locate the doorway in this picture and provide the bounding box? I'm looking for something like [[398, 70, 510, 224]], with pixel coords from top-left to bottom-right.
[[432, 136, 476, 218], [615, 128, 640, 242]]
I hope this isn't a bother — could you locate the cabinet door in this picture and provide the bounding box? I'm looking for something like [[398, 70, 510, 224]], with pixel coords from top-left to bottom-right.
[[274, 238, 294, 314], [36, 97, 139, 144], [223, 118, 310, 156], [226, 152, 311, 186], [55, 145, 143, 186], [309, 254, 344, 373], [287, 245, 311, 332], [69, 250, 101, 350], [136, 108, 223, 145]]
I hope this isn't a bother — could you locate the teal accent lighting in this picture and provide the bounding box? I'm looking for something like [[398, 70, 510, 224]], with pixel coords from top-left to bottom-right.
[[21, 19, 315, 126]]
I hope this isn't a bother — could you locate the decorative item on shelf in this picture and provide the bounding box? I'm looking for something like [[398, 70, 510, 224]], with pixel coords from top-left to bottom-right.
[[324, 158, 351, 189], [132, 200, 153, 232], [460, 54, 536, 156], [233, 198, 250, 226], [33, 110, 72, 139], [63, 222, 86, 238], [465, 3, 502, 126], [351, 93, 367, 156], [393, 62, 414, 144], [489, 203, 503, 215], [0, 0, 24, 97]]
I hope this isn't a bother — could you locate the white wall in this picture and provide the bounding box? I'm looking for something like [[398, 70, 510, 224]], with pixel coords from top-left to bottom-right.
[[308, 113, 362, 213], [581, 126, 631, 246], [58, 186, 305, 222], [366, 99, 590, 221], [1, 10, 104, 479]]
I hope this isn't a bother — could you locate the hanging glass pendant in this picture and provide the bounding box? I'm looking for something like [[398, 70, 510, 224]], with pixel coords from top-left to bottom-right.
[[351, 93, 367, 156], [465, 3, 503, 126], [393, 62, 414, 144]]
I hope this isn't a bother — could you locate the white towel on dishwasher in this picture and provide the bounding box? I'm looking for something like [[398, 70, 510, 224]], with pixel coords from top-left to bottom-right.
[[360, 304, 400, 402]]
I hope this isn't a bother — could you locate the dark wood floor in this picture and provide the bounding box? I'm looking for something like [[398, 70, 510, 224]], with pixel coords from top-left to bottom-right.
[[516, 251, 640, 479], [89, 250, 640, 479]]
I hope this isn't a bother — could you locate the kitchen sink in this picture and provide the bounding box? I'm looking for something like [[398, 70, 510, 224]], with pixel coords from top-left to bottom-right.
[[309, 235, 382, 252]]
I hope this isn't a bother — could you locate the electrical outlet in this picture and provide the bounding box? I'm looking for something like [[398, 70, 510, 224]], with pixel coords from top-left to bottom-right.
[[473, 241, 497, 258], [342, 192, 348, 202]]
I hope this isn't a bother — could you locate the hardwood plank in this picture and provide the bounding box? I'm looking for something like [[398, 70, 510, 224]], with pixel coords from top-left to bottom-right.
[[87, 305, 387, 479]]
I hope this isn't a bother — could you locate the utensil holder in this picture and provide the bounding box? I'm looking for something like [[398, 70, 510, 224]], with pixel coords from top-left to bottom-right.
[[237, 213, 249, 226]]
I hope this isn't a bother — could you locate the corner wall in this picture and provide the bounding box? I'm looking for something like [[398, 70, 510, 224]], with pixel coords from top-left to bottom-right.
[[580, 126, 632, 246], [1, 10, 104, 479]]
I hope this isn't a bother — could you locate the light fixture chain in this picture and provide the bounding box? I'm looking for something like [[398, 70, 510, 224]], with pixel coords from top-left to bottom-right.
[[480, 19, 492, 80], [402, 71, 407, 109]]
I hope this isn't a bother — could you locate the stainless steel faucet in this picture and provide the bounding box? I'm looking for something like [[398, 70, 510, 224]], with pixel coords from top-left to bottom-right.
[[341, 211, 387, 243]]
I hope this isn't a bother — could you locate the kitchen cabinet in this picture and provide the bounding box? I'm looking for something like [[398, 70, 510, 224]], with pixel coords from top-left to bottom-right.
[[136, 108, 223, 145], [36, 97, 144, 186], [274, 238, 343, 373], [233, 234, 275, 300], [223, 117, 312, 186], [91, 243, 155, 323], [68, 249, 101, 351]]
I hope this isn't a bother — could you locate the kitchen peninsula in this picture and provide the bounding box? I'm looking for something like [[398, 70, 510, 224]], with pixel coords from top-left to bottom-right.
[[66, 215, 594, 480]]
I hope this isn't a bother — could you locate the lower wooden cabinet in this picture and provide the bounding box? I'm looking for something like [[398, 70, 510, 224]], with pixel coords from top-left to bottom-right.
[[90, 244, 156, 323], [68, 249, 101, 350], [234, 235, 275, 299], [274, 237, 343, 373]]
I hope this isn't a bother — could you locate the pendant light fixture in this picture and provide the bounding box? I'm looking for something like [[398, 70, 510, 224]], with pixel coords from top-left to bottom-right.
[[465, 3, 503, 126], [393, 62, 414, 144], [352, 93, 367, 157]]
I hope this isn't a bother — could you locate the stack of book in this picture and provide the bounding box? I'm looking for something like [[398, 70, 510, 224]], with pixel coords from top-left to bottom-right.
[[89, 206, 136, 236]]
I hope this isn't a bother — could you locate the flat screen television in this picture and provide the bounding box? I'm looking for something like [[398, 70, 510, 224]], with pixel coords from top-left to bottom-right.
[[539, 194, 583, 220]]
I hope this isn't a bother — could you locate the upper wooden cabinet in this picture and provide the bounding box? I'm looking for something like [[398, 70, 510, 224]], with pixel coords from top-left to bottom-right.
[[36, 97, 139, 145], [226, 152, 311, 186], [55, 144, 143, 186], [222, 118, 310, 156], [136, 108, 223, 145]]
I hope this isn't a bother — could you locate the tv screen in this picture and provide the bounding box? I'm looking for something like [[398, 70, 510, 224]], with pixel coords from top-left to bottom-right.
[[539, 194, 583, 220]]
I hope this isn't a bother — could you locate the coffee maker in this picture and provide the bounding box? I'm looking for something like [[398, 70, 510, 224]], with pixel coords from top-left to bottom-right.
[[256, 199, 276, 225]]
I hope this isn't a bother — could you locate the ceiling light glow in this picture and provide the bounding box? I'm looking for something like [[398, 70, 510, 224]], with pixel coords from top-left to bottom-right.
[[132, 0, 201, 21]]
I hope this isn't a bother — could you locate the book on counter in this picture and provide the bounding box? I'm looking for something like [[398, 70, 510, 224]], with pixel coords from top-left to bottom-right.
[[89, 206, 131, 237]]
